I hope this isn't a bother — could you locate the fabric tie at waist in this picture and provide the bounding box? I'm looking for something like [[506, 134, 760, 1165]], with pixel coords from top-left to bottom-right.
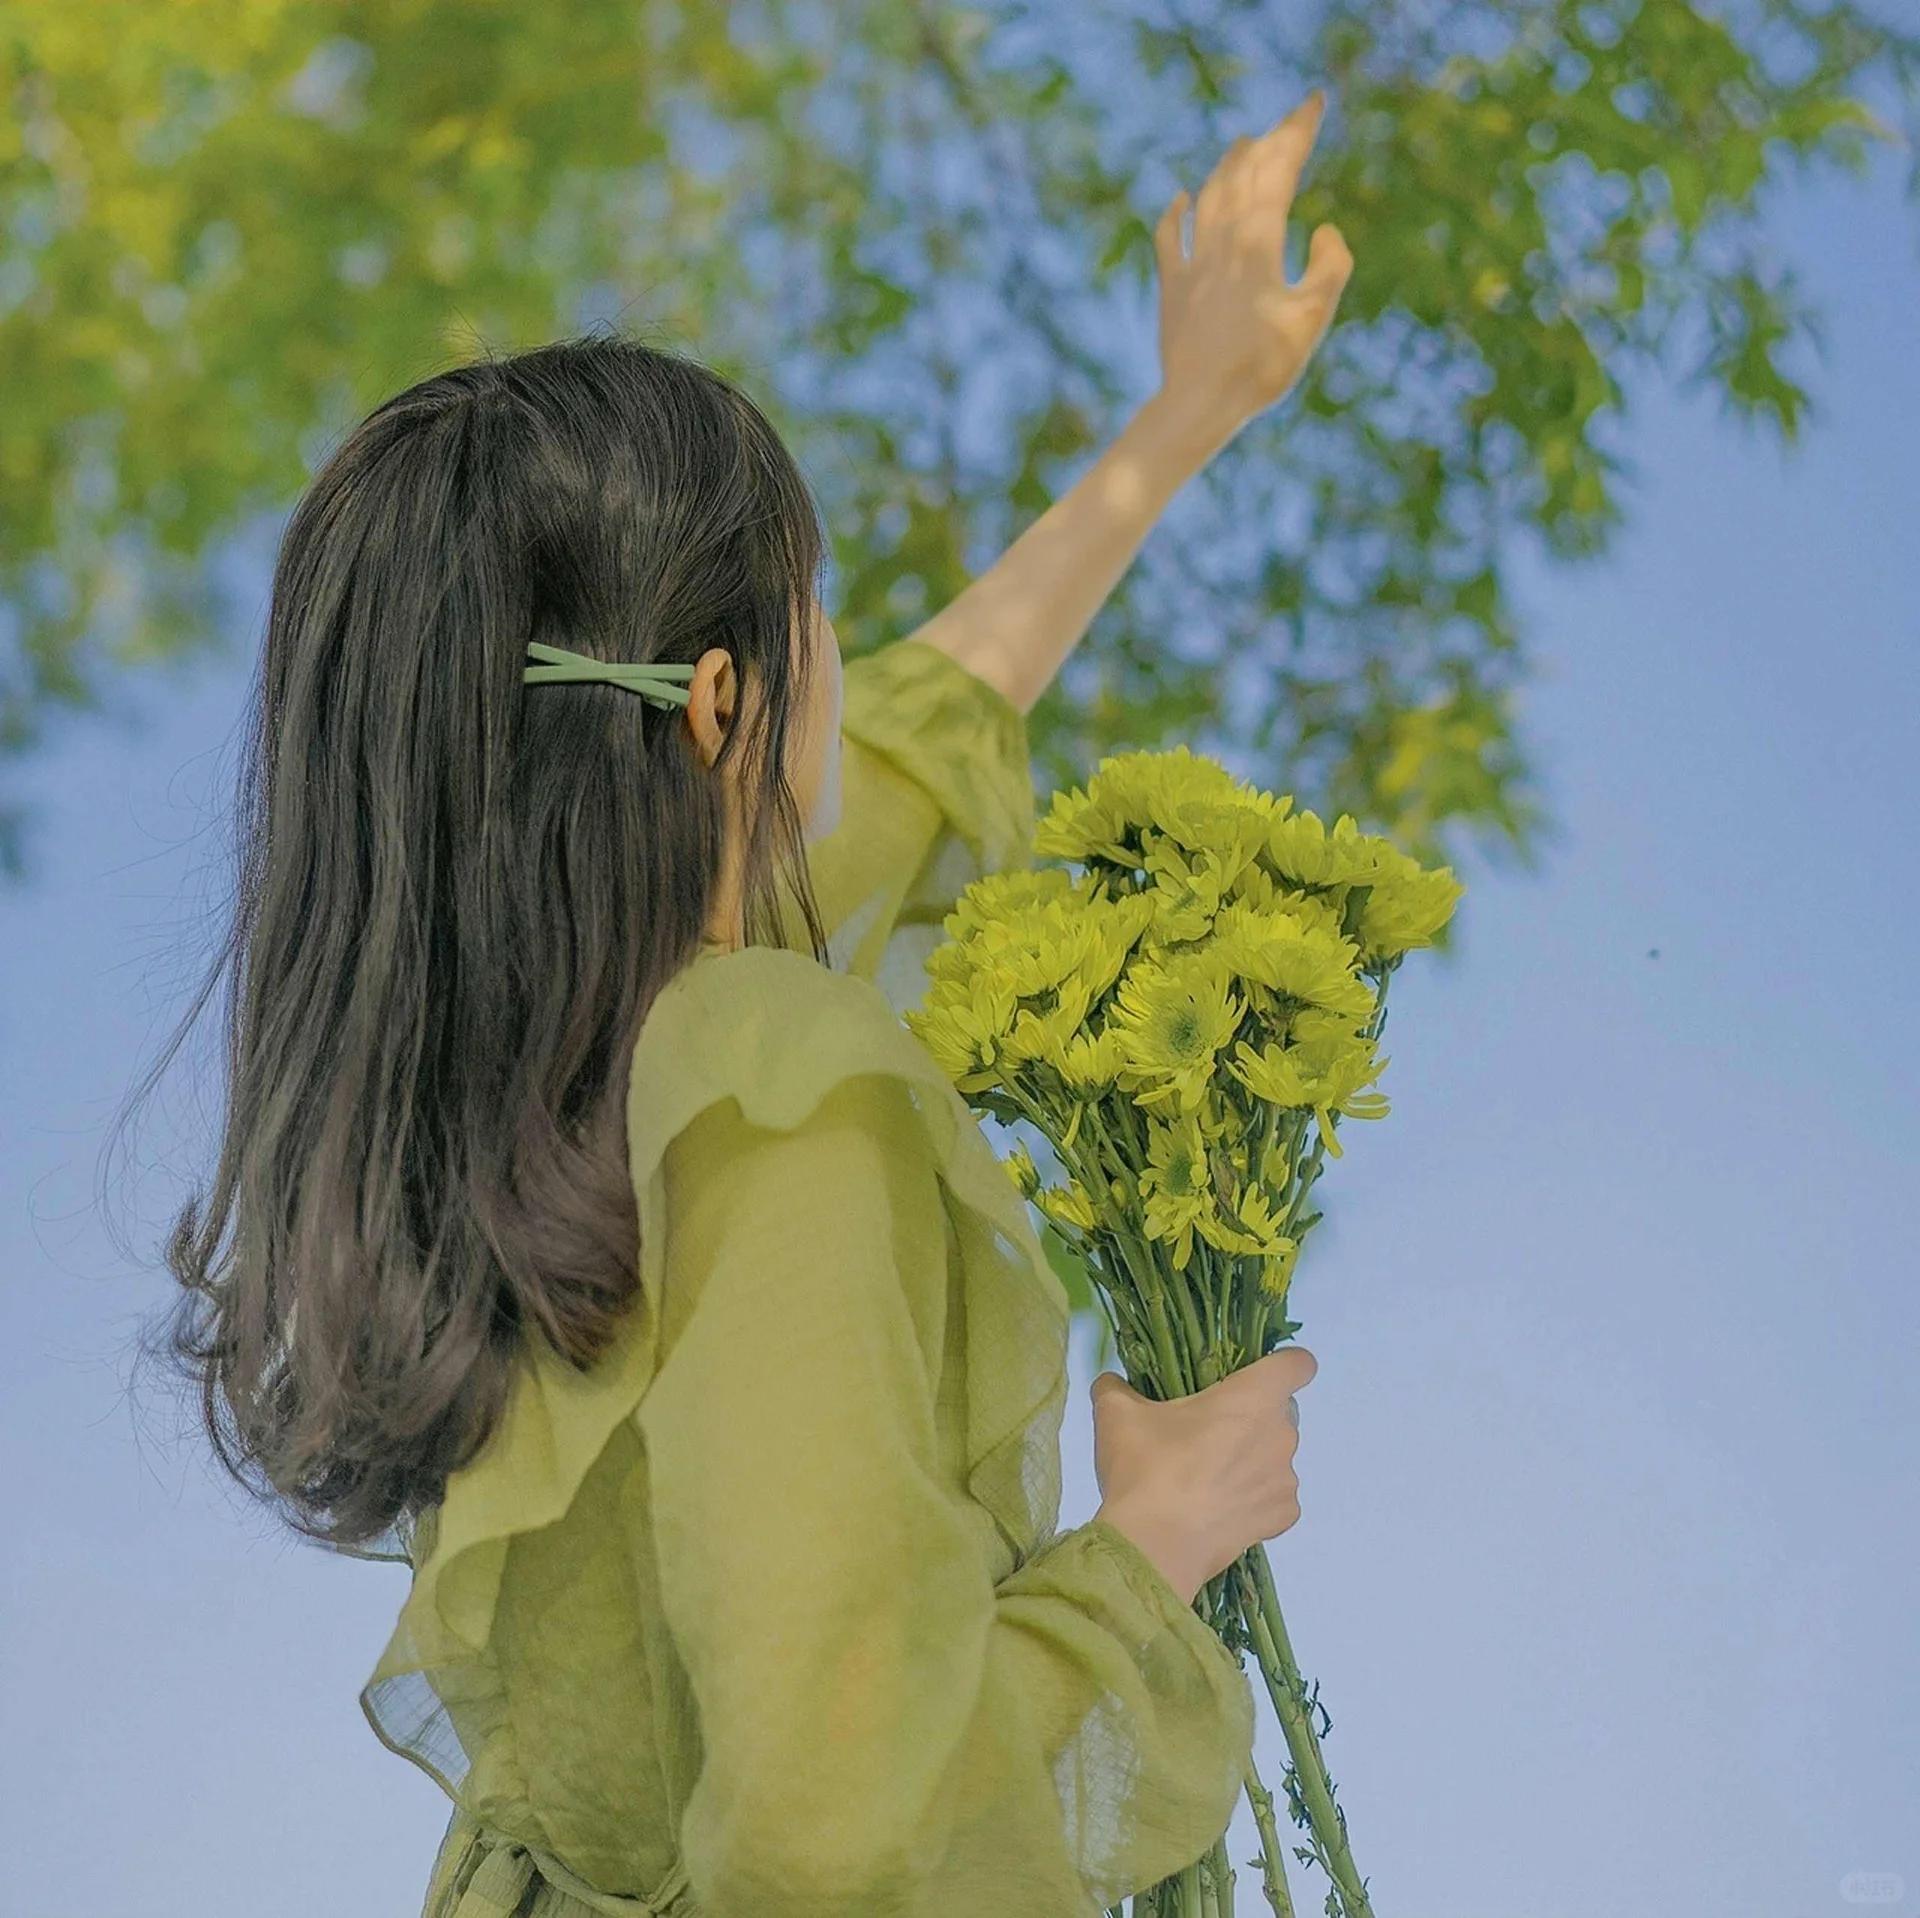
[[431, 1807, 693, 1918]]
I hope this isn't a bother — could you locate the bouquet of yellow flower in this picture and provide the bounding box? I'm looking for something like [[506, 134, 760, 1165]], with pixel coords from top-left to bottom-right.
[[904, 744, 1463, 1918]]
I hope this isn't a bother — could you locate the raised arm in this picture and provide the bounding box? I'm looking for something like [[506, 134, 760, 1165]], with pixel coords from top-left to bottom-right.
[[905, 87, 1353, 720]]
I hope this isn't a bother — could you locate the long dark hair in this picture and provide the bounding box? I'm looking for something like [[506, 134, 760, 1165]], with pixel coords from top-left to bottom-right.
[[105, 331, 830, 1554]]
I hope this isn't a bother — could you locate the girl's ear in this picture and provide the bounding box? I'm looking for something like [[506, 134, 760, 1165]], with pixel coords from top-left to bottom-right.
[[684, 647, 738, 768]]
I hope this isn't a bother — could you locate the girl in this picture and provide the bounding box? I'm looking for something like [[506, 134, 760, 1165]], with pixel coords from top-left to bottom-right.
[[147, 92, 1351, 1917]]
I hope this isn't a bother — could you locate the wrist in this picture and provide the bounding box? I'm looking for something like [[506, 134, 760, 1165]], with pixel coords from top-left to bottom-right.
[[1092, 1499, 1210, 1609], [1135, 384, 1245, 470]]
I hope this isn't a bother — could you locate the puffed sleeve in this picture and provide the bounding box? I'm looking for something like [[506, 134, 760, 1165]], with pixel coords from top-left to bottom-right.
[[634, 1068, 1254, 1915], [781, 637, 1037, 1013]]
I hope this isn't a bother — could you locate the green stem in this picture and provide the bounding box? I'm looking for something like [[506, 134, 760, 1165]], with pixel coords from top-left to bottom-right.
[[1140, 1279, 1188, 1397], [1121, 1101, 1219, 1373], [1020, 1091, 1164, 1380], [1064, 1092, 1372, 1918], [1084, 1103, 1197, 1397], [1240, 1751, 1297, 1917], [1231, 1548, 1373, 1918], [1202, 1833, 1233, 1917], [1248, 1110, 1316, 1352], [1163, 1254, 1209, 1371]]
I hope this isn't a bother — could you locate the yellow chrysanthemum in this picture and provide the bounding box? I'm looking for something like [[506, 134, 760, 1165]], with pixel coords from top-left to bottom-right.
[[1034, 746, 1278, 869], [1256, 1232, 1301, 1301], [1032, 769, 1147, 867], [901, 973, 1018, 1092], [1049, 971, 1103, 1040], [995, 914, 1094, 1001], [1042, 1025, 1127, 1099], [1225, 1032, 1391, 1158], [1264, 807, 1398, 891], [1003, 1141, 1041, 1201], [1225, 1038, 1314, 1110], [1149, 796, 1273, 872], [1212, 908, 1375, 1025], [1070, 892, 1157, 1006], [1141, 833, 1259, 943], [1108, 953, 1242, 1117], [1000, 1004, 1056, 1072], [909, 750, 1456, 1351], [1138, 1112, 1214, 1274], [1226, 1030, 1383, 1108], [1286, 1004, 1361, 1048], [1196, 1178, 1298, 1262], [941, 866, 1083, 943], [1034, 1178, 1099, 1234], [1353, 861, 1466, 959], [1224, 868, 1347, 942], [1280, 887, 1347, 945]]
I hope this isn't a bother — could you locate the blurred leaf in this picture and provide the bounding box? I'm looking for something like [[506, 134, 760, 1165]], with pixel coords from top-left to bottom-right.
[[0, 0, 1912, 897]]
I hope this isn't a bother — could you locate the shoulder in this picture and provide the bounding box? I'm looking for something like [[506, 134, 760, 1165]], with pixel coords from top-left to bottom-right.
[[840, 634, 1025, 743], [625, 952, 955, 1402], [626, 947, 951, 1189], [623, 944, 1052, 1355]]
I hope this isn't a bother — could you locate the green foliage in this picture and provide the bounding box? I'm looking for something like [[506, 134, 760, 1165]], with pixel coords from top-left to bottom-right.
[[0, 0, 1911, 888]]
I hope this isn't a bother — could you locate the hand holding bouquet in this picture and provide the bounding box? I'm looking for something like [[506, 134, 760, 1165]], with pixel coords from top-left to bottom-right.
[[1091, 1340, 1319, 1611], [905, 746, 1462, 1917]]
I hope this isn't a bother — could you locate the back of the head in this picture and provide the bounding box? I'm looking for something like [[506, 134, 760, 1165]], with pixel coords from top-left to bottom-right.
[[114, 331, 830, 1554]]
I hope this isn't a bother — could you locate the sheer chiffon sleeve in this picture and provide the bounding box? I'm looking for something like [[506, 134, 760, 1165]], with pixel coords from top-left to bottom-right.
[[634, 1065, 1255, 1915], [784, 636, 1036, 1014]]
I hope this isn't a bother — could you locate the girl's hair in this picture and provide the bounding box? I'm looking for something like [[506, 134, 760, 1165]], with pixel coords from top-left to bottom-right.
[[110, 331, 831, 1554]]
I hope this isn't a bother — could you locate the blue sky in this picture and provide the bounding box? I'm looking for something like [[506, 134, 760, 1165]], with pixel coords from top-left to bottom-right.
[[3, 125, 1914, 1918]]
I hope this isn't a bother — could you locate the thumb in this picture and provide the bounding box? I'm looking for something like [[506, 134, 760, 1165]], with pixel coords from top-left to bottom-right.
[[1090, 1369, 1140, 1405], [1299, 221, 1353, 300]]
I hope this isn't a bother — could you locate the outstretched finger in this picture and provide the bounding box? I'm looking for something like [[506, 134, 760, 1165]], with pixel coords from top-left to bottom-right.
[[1247, 90, 1328, 235], [1195, 134, 1255, 234]]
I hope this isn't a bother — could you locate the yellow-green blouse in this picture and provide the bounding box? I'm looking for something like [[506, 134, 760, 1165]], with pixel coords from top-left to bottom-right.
[[358, 637, 1256, 1917]]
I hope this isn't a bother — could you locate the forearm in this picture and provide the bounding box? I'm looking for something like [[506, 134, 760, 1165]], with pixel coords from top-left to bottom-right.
[[905, 389, 1236, 719]]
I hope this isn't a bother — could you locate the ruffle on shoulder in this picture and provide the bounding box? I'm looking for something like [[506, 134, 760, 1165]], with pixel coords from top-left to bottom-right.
[[837, 637, 1033, 882], [781, 636, 1037, 1004], [362, 947, 1071, 1731]]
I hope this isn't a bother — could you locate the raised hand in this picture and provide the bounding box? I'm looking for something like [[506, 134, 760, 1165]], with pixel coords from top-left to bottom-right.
[[1154, 89, 1353, 439]]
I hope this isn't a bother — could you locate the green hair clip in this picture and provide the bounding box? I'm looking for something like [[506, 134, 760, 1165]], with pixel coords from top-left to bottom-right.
[[523, 640, 696, 711]]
